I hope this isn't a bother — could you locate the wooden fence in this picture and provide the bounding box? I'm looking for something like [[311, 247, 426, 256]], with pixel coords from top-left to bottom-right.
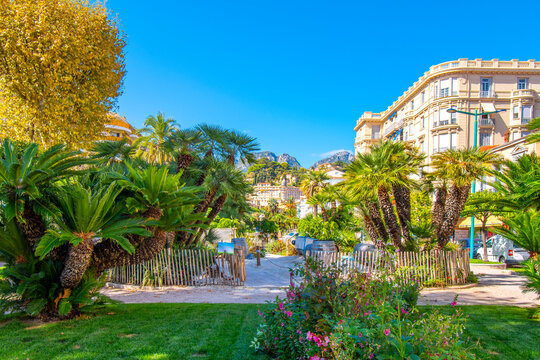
[[108, 248, 246, 287], [307, 249, 471, 286]]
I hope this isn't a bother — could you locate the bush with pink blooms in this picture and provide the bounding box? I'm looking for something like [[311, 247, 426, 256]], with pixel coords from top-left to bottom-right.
[[251, 258, 474, 359]]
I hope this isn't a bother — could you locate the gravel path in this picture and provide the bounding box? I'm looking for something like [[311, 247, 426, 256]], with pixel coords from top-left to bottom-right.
[[101, 258, 539, 307]]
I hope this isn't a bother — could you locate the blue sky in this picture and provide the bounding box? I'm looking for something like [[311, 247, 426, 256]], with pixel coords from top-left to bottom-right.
[[106, 0, 540, 167]]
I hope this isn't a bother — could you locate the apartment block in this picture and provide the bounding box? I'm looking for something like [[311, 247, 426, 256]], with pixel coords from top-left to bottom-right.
[[354, 59, 540, 161], [248, 183, 303, 208]]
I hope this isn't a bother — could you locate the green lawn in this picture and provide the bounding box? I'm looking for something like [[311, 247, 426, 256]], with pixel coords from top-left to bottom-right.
[[0, 304, 538, 360], [469, 259, 501, 264]]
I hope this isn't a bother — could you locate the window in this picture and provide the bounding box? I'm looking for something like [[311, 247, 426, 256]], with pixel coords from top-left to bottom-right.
[[513, 105, 519, 119], [411, 100, 415, 110], [404, 131, 408, 141], [522, 105, 532, 124], [521, 130, 531, 138], [452, 78, 458, 95], [450, 133, 457, 150], [421, 91, 425, 103], [371, 125, 380, 140], [433, 135, 438, 152], [439, 133, 449, 152], [433, 111, 438, 127], [434, 84, 439, 99], [439, 108, 450, 126], [518, 78, 529, 90], [480, 78, 492, 97], [450, 111, 457, 124], [420, 141, 425, 153], [421, 116, 425, 128], [440, 79, 450, 97], [479, 132, 491, 146]]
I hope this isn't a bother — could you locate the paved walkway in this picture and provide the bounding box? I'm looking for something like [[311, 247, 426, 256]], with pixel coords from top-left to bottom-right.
[[101, 258, 539, 307]]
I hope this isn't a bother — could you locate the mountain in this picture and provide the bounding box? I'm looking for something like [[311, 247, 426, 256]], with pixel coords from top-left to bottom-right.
[[236, 151, 302, 171], [311, 151, 355, 169]]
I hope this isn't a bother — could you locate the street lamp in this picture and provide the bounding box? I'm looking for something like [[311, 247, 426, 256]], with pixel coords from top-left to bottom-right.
[[446, 107, 506, 259]]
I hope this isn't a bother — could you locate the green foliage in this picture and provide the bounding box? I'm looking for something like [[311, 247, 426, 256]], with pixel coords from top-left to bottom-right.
[[0, 219, 32, 263], [247, 158, 305, 185], [493, 209, 540, 256], [253, 259, 471, 359]]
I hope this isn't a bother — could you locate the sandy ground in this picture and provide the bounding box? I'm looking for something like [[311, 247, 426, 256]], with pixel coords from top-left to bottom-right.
[[101, 257, 539, 307]]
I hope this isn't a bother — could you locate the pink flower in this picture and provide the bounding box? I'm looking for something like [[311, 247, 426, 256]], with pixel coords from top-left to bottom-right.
[[257, 310, 263, 316], [369, 354, 374, 359], [307, 331, 314, 341], [384, 328, 390, 336], [285, 311, 292, 317], [358, 331, 363, 338], [281, 322, 284, 327], [451, 301, 457, 307], [309, 356, 320, 360], [279, 303, 284, 311]]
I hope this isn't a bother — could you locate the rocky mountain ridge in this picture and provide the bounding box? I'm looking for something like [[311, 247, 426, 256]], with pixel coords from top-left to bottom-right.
[[311, 151, 355, 169]]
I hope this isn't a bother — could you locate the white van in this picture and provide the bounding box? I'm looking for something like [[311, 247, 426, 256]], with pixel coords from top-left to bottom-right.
[[475, 235, 530, 264]]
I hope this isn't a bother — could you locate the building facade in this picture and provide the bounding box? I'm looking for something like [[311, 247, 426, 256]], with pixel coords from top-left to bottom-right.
[[354, 59, 540, 162], [248, 183, 304, 208], [102, 113, 138, 143]]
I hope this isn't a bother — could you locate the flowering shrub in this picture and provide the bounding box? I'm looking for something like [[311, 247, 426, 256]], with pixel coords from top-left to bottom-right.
[[252, 258, 473, 359]]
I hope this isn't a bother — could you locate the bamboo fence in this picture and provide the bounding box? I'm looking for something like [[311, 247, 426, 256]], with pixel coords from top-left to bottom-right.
[[108, 248, 246, 287], [307, 249, 471, 286]]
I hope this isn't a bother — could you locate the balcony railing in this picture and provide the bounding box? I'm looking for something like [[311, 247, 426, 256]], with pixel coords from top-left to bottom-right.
[[480, 90, 494, 98], [479, 118, 495, 126], [433, 119, 457, 128], [383, 119, 404, 137], [511, 89, 537, 98]]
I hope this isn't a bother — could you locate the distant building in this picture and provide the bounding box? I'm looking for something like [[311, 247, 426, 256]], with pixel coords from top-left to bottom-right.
[[248, 182, 303, 207], [354, 58, 540, 165], [102, 113, 138, 143], [324, 169, 345, 185]]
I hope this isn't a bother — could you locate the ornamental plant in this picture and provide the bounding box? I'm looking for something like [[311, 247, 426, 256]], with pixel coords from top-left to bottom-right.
[[252, 258, 473, 359]]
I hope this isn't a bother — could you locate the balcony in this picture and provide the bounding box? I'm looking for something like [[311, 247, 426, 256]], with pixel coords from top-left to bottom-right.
[[383, 119, 404, 137], [480, 90, 494, 98], [511, 89, 537, 99], [479, 118, 495, 127], [433, 119, 457, 128]]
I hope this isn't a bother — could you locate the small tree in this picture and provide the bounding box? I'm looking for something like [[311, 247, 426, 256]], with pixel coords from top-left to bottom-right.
[[0, 0, 126, 148], [461, 191, 505, 260]]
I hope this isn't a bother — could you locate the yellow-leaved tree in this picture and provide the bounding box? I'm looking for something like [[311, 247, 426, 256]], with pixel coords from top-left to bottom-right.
[[0, 0, 126, 148]]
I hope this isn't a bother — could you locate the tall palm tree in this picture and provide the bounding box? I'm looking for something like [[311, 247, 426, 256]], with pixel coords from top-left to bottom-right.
[[307, 193, 329, 221], [267, 198, 280, 217], [431, 148, 500, 248], [133, 112, 178, 164]]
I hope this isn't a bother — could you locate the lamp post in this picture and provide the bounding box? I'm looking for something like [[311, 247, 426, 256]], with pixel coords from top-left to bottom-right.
[[447, 107, 506, 259]]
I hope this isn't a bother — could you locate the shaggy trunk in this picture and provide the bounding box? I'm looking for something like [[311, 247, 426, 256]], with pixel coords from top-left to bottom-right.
[[92, 207, 166, 273], [432, 186, 447, 235], [60, 238, 94, 288], [312, 204, 318, 217], [320, 206, 329, 222], [190, 194, 227, 246], [185, 189, 218, 247], [377, 187, 403, 250], [437, 184, 471, 248], [18, 204, 47, 250], [330, 200, 337, 214], [176, 153, 194, 174], [363, 215, 380, 244], [366, 200, 388, 242], [393, 186, 411, 246]]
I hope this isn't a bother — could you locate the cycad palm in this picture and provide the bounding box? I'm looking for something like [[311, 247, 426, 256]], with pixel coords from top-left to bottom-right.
[[134, 112, 178, 164], [91, 139, 135, 166]]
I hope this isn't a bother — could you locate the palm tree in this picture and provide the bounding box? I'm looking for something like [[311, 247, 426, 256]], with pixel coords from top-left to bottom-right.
[[494, 209, 540, 259], [307, 193, 329, 221], [526, 117, 540, 144], [197, 124, 226, 160], [300, 170, 329, 217], [0, 140, 89, 250], [345, 141, 424, 250], [91, 139, 135, 165], [168, 128, 203, 173], [267, 198, 280, 216], [431, 148, 501, 248], [133, 112, 178, 164], [222, 130, 260, 166]]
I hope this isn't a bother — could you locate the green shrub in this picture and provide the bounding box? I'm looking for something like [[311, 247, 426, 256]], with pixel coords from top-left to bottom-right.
[[252, 259, 472, 359]]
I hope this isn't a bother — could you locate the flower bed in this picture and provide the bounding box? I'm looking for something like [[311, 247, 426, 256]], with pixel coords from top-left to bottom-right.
[[252, 258, 473, 359]]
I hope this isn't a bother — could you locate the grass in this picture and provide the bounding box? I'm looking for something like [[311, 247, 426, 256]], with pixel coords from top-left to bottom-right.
[[0, 304, 538, 359], [0, 303, 267, 360], [469, 259, 501, 264], [433, 306, 540, 360]]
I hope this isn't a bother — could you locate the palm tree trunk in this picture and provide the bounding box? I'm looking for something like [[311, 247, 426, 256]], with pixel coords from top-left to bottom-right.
[[320, 206, 329, 222], [18, 204, 47, 250], [392, 186, 411, 245], [176, 153, 194, 174], [377, 187, 403, 250], [190, 194, 228, 246], [330, 200, 337, 214], [60, 238, 94, 288], [313, 204, 318, 217], [363, 214, 380, 244], [366, 200, 388, 241], [432, 186, 447, 234], [437, 184, 470, 248], [482, 223, 488, 261]]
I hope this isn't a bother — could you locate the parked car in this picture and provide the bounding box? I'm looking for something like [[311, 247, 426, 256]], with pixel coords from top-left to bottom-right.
[[475, 235, 530, 264]]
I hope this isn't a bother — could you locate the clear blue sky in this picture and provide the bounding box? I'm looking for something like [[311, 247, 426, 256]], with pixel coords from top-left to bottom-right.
[[106, 0, 540, 168]]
